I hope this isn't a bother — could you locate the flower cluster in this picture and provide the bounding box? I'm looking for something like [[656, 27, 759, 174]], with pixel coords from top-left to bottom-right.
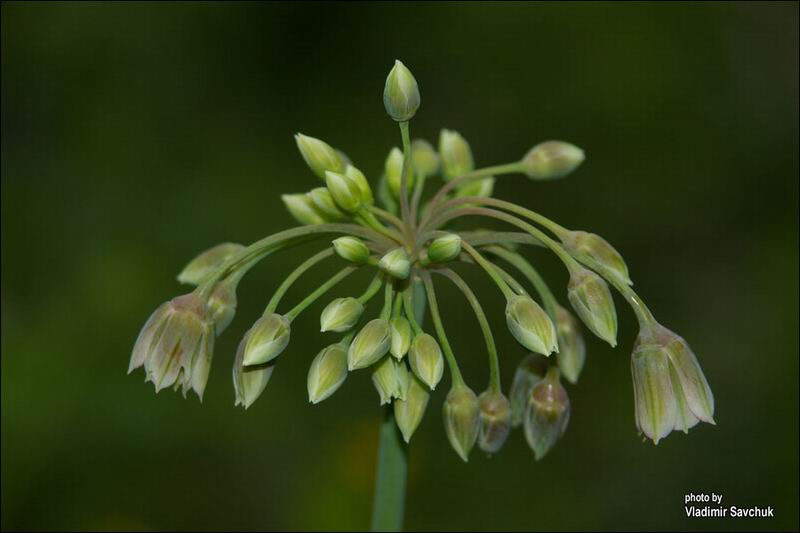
[[130, 60, 715, 460]]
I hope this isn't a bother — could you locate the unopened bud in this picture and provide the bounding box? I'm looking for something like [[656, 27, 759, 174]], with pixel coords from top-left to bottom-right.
[[348, 318, 391, 370], [383, 59, 420, 122], [372, 356, 401, 405], [385, 147, 414, 198], [233, 332, 275, 409], [394, 374, 430, 443], [563, 230, 631, 285], [524, 368, 570, 460], [243, 313, 291, 366], [325, 171, 362, 213], [345, 165, 374, 205], [309, 187, 345, 220], [509, 353, 549, 427], [379, 248, 411, 280], [282, 193, 327, 225], [506, 295, 558, 355], [390, 316, 412, 359], [177, 242, 245, 285], [568, 269, 618, 347], [411, 139, 440, 177], [426, 233, 462, 263], [455, 176, 495, 199], [307, 343, 348, 404], [295, 133, 344, 179], [207, 278, 239, 335], [332, 236, 370, 264], [443, 385, 480, 462], [521, 141, 584, 180], [555, 306, 586, 384], [478, 390, 512, 453], [439, 129, 474, 181], [408, 333, 444, 390], [320, 297, 364, 332]]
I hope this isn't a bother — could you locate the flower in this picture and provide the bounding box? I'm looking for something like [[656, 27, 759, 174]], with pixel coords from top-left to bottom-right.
[[478, 390, 512, 453], [383, 59, 420, 122], [521, 141, 584, 180], [320, 297, 364, 332], [295, 133, 345, 179], [243, 313, 291, 366], [505, 295, 558, 355], [443, 384, 480, 461], [523, 368, 570, 460], [567, 269, 618, 346], [307, 343, 349, 404], [348, 319, 391, 370], [408, 333, 444, 390]]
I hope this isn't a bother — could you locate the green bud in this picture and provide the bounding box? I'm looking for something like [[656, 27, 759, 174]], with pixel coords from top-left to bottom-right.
[[295, 133, 345, 179], [524, 368, 570, 460], [563, 230, 631, 285], [443, 384, 481, 462], [411, 139, 440, 177], [348, 318, 391, 370], [325, 171, 363, 213], [555, 306, 586, 384], [426, 233, 462, 263], [320, 297, 364, 333], [390, 316, 412, 359], [282, 193, 328, 225], [408, 333, 444, 390], [394, 374, 430, 443], [243, 313, 291, 366], [177, 242, 245, 285], [567, 269, 618, 347], [509, 353, 550, 427], [394, 359, 410, 401], [438, 129, 474, 181], [332, 236, 370, 264], [505, 295, 558, 355], [309, 187, 345, 220], [455, 176, 495, 199], [383, 59, 420, 122], [307, 343, 348, 404], [478, 390, 512, 454], [207, 277, 239, 336], [632, 322, 714, 444], [233, 330, 275, 409], [521, 141, 584, 180], [372, 356, 401, 405], [345, 164, 374, 205], [385, 147, 414, 198], [379, 248, 411, 280]]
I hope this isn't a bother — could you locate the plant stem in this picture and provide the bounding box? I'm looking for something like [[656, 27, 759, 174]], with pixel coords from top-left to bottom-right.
[[370, 407, 407, 532]]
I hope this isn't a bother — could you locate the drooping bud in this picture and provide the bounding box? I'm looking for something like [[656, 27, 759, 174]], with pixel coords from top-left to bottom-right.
[[505, 295, 558, 355], [477, 390, 512, 454], [308, 187, 345, 220], [325, 171, 363, 213], [563, 230, 631, 285], [390, 316, 412, 359], [411, 139, 440, 177], [282, 193, 327, 225], [567, 269, 618, 347], [394, 374, 430, 443], [372, 356, 401, 405], [631, 322, 714, 444], [332, 236, 370, 264], [521, 141, 585, 180], [243, 313, 291, 366], [177, 243, 245, 285], [307, 343, 348, 404], [555, 306, 586, 384], [206, 277, 239, 336], [347, 318, 391, 370], [345, 165, 374, 205], [383, 59, 420, 122], [233, 331, 275, 409], [320, 297, 364, 332], [295, 133, 345, 179], [524, 367, 570, 460], [408, 333, 444, 390], [438, 129, 474, 181], [443, 384, 481, 462], [509, 353, 549, 427], [379, 248, 411, 280], [455, 176, 495, 199], [384, 147, 414, 198], [426, 233, 462, 263]]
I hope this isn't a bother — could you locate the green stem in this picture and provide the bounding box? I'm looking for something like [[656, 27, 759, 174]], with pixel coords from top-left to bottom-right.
[[580, 255, 656, 328], [380, 281, 395, 320], [402, 283, 425, 335], [420, 272, 464, 386], [366, 204, 405, 232], [435, 268, 501, 393], [370, 407, 407, 532], [284, 266, 358, 321], [265, 248, 334, 314], [483, 246, 559, 317], [358, 273, 386, 305], [460, 241, 515, 299], [398, 121, 413, 238], [356, 211, 405, 243]]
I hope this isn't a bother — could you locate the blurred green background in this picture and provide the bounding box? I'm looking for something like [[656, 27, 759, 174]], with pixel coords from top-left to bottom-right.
[[2, 2, 798, 531]]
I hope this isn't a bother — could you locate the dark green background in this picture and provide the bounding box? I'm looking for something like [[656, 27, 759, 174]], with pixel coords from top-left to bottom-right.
[[2, 2, 798, 531]]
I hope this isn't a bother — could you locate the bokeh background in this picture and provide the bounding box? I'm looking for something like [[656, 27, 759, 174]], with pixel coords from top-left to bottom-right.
[[2, 2, 798, 531]]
